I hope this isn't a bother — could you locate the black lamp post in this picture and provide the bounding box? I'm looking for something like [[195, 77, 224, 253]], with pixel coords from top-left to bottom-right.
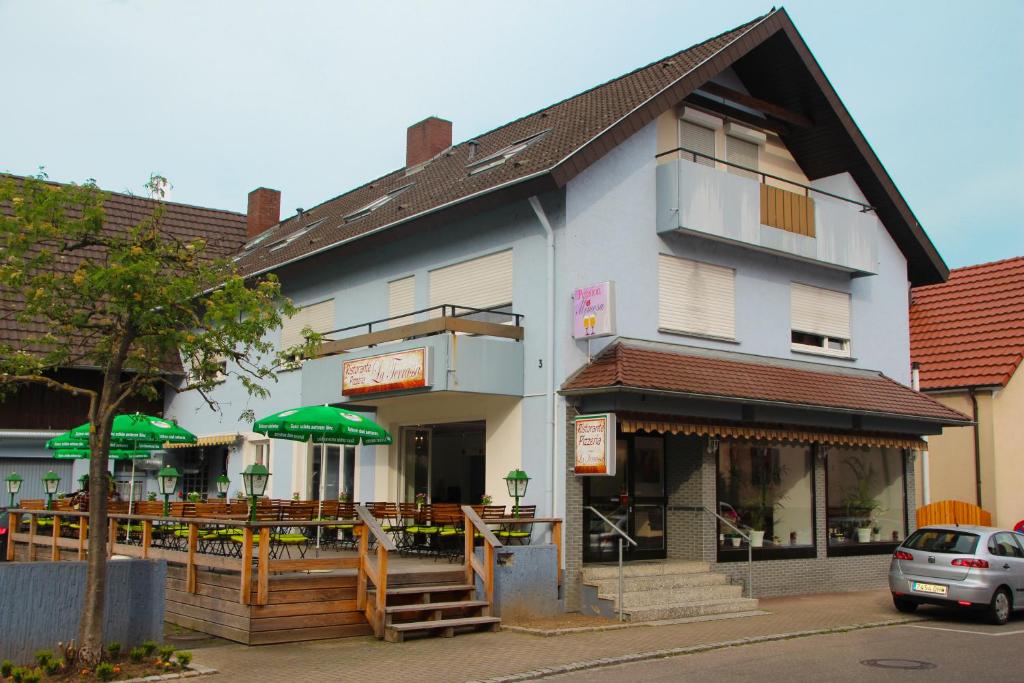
[[41, 471, 61, 510], [241, 464, 270, 522], [503, 469, 530, 518], [157, 466, 180, 517], [5, 473, 23, 508]]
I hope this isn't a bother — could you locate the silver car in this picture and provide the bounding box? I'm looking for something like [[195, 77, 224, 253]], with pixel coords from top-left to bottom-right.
[[889, 525, 1024, 625]]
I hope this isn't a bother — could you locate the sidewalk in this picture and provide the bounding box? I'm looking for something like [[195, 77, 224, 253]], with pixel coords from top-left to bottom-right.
[[190, 589, 917, 682]]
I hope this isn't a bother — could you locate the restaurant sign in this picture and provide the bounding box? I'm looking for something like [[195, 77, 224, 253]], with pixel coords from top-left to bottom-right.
[[573, 281, 615, 339], [574, 413, 616, 476], [342, 347, 430, 396]]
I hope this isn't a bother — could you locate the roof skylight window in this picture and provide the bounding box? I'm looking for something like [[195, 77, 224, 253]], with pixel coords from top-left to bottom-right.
[[242, 227, 276, 251], [268, 218, 326, 251], [343, 183, 414, 223], [467, 130, 550, 176]]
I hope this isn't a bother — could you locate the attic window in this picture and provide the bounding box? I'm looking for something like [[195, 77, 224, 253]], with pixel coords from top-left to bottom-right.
[[266, 218, 326, 252], [242, 227, 276, 252], [467, 130, 550, 176], [344, 183, 414, 223]]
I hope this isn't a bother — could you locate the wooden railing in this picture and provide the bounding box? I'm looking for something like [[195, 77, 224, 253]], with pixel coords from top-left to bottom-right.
[[461, 505, 502, 615], [6, 508, 363, 607], [354, 504, 396, 637], [917, 499, 992, 528], [760, 184, 815, 237]]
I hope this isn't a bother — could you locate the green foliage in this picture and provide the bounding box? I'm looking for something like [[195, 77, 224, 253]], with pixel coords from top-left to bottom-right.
[[33, 650, 52, 668], [43, 658, 63, 676], [1, 659, 13, 677], [139, 640, 158, 656], [106, 641, 121, 659], [128, 647, 145, 663], [175, 651, 192, 667], [95, 661, 116, 681], [157, 645, 176, 662], [842, 456, 881, 522]]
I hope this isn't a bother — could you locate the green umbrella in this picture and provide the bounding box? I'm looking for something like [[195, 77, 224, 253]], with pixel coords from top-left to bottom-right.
[[53, 448, 151, 460], [252, 405, 391, 553], [46, 433, 164, 451], [252, 405, 392, 446]]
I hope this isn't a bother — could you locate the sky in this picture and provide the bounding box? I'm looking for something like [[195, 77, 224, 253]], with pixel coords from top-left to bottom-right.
[[1, 0, 1021, 269]]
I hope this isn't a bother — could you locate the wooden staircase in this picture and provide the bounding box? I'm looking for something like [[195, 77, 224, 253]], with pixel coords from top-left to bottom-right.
[[376, 581, 500, 642]]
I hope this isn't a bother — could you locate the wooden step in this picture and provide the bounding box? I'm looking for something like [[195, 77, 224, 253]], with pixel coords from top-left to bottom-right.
[[385, 600, 489, 614], [380, 583, 476, 596], [384, 615, 501, 643]]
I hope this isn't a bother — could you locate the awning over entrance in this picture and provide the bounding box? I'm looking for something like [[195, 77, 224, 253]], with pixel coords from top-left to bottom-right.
[[562, 340, 972, 428], [619, 416, 925, 449], [163, 433, 239, 449]]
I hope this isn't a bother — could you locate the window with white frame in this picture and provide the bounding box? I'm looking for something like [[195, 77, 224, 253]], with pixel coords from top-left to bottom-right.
[[280, 298, 334, 362], [428, 249, 513, 318], [658, 254, 735, 340], [388, 276, 416, 328], [790, 283, 851, 357], [679, 120, 716, 167]]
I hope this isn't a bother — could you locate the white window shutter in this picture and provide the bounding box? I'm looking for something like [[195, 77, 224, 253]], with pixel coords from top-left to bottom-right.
[[388, 276, 416, 328], [658, 255, 735, 339], [281, 299, 334, 350], [726, 135, 759, 179], [429, 249, 513, 313], [679, 121, 715, 167], [791, 283, 850, 339]]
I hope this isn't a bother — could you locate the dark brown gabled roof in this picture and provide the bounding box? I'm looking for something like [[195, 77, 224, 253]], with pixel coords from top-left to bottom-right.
[[234, 8, 947, 285], [0, 175, 247, 364], [561, 341, 971, 426]]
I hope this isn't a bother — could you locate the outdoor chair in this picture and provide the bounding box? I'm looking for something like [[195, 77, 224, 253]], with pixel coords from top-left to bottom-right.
[[367, 502, 402, 547], [326, 502, 358, 550], [496, 505, 536, 545], [432, 503, 465, 562]]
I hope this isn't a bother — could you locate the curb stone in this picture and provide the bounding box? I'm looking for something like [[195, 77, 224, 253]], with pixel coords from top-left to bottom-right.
[[465, 618, 922, 682], [124, 665, 217, 683]]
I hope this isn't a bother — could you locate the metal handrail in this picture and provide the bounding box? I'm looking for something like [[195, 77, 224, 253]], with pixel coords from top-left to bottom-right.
[[324, 303, 524, 338], [655, 146, 875, 213], [585, 506, 637, 622], [704, 504, 753, 599]]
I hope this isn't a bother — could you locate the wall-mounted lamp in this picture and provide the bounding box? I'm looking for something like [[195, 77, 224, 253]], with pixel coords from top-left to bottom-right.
[[705, 436, 720, 454]]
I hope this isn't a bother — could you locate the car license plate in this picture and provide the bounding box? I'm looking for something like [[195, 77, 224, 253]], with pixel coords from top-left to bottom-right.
[[912, 581, 948, 596]]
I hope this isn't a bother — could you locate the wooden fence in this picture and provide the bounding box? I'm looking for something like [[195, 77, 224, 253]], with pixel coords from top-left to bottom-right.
[[916, 499, 992, 528]]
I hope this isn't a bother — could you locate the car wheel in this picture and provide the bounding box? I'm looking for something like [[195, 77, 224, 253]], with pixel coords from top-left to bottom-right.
[[988, 587, 1012, 625], [893, 597, 918, 614]]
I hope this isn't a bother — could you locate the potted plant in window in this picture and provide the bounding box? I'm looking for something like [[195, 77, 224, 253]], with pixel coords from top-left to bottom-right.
[[842, 457, 882, 542]]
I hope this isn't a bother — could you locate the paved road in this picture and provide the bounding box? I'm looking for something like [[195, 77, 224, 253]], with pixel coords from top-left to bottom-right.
[[546, 611, 1024, 682]]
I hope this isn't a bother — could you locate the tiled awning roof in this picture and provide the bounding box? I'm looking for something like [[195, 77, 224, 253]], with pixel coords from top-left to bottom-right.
[[561, 341, 971, 426], [163, 433, 240, 449]]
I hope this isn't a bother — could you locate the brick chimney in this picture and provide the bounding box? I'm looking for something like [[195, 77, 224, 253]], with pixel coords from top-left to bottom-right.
[[246, 187, 280, 239], [406, 116, 452, 168]]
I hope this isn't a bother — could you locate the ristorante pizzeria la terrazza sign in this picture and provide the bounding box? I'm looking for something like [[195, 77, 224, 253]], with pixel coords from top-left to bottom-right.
[[574, 413, 616, 476], [342, 347, 430, 396]]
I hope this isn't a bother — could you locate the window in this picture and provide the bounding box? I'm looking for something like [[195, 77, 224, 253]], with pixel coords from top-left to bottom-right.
[[281, 298, 334, 353], [388, 276, 416, 328], [344, 183, 414, 223], [717, 442, 814, 555], [906, 529, 979, 554], [467, 130, 549, 175], [658, 254, 735, 340], [726, 135, 759, 180], [791, 283, 851, 357], [268, 218, 325, 251], [826, 447, 906, 551], [428, 249, 512, 314], [679, 120, 715, 167]]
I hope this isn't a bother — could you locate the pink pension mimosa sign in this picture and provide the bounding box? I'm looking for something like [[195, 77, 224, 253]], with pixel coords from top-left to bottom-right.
[[573, 281, 615, 339], [574, 413, 616, 476]]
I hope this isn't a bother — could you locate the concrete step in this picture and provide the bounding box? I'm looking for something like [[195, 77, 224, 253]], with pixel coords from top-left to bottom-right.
[[384, 615, 501, 643], [607, 583, 744, 608], [623, 597, 760, 622], [589, 571, 728, 595], [581, 561, 709, 582]]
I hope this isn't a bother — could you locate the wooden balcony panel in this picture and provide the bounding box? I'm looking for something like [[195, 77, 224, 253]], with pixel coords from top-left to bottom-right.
[[761, 183, 815, 238], [316, 316, 524, 358]]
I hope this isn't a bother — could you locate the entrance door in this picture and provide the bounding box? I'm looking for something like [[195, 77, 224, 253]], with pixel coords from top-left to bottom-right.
[[401, 422, 486, 504], [583, 434, 666, 562]]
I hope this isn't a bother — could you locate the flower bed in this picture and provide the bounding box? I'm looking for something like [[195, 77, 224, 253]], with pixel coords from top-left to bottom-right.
[[1, 640, 196, 682]]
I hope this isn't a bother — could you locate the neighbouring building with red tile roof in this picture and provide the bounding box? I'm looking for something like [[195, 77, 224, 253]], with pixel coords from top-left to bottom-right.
[[910, 256, 1024, 528], [0, 176, 248, 501]]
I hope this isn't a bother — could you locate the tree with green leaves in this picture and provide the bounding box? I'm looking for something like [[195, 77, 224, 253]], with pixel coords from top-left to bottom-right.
[[0, 172, 316, 663]]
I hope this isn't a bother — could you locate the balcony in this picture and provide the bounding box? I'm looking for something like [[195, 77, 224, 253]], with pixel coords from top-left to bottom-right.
[[301, 305, 525, 404], [655, 149, 878, 275]]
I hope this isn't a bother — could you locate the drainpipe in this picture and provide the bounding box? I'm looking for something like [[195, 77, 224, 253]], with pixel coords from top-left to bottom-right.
[[969, 388, 982, 507], [528, 196, 557, 524], [911, 363, 929, 505]]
